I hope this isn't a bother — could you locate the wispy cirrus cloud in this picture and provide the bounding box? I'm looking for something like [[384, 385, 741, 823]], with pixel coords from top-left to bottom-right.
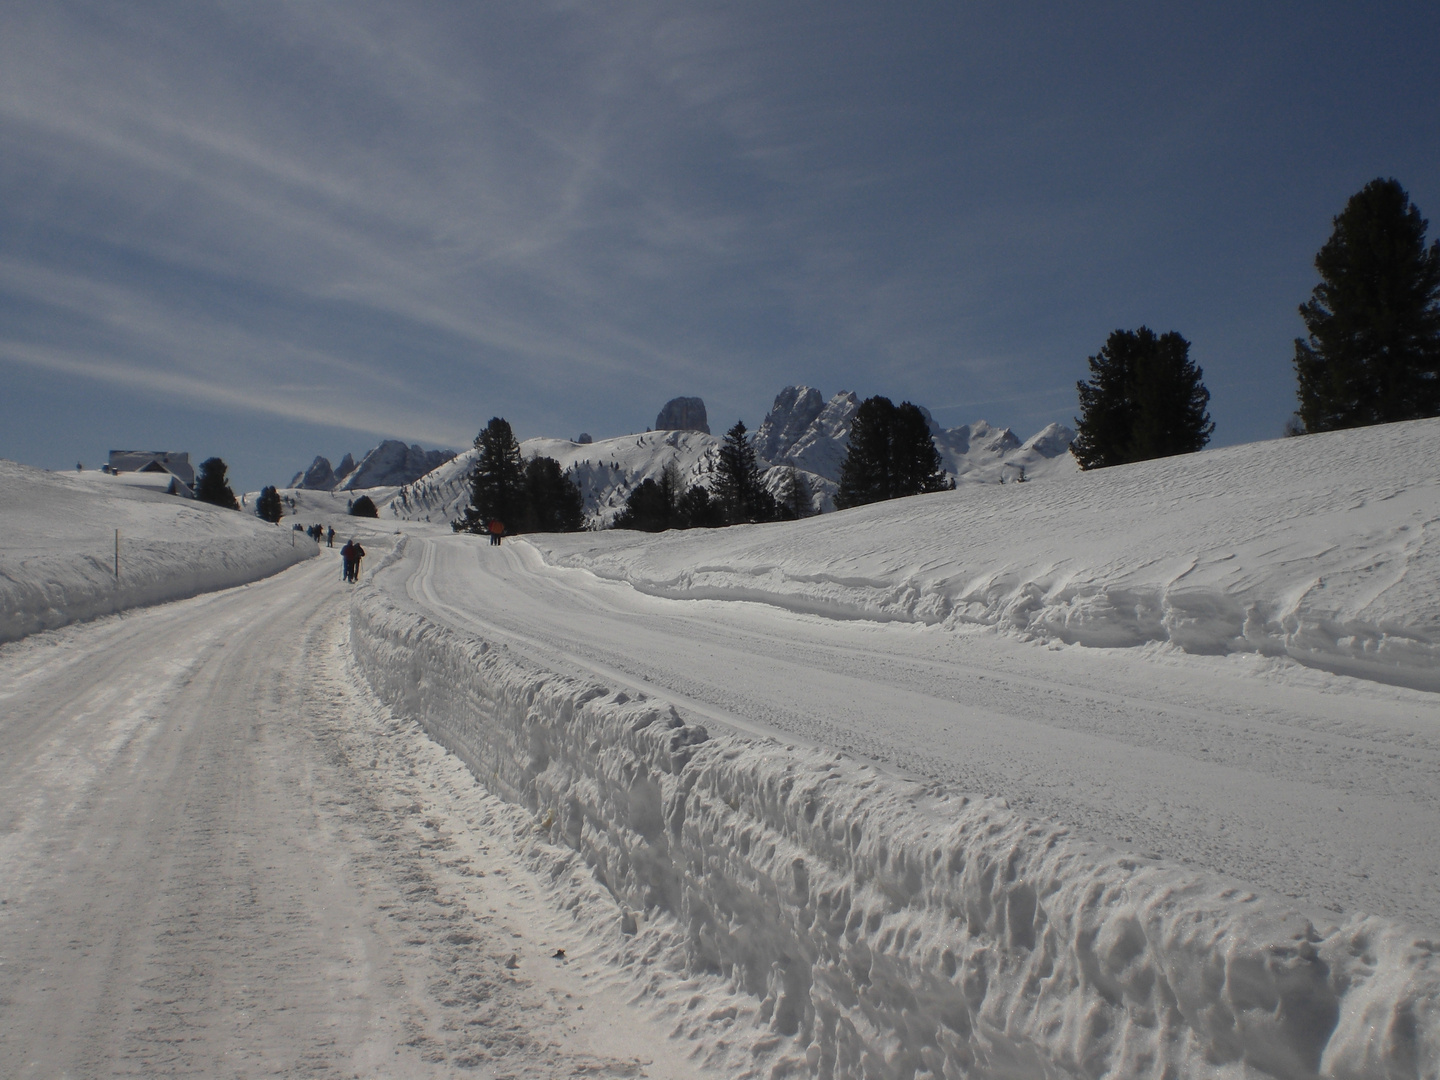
[[2, 1, 1438, 487]]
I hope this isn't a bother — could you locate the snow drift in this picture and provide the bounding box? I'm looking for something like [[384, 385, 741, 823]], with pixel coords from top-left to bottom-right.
[[351, 553, 1440, 1078], [0, 459, 317, 642], [531, 418, 1440, 693]]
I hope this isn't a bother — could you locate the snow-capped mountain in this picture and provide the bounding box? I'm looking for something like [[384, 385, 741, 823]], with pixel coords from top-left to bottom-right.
[[367, 386, 1076, 527], [288, 441, 455, 492], [754, 385, 1077, 488]]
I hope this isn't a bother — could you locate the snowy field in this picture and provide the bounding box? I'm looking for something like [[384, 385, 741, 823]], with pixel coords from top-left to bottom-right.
[[3, 419, 1438, 1077], [0, 459, 316, 642]]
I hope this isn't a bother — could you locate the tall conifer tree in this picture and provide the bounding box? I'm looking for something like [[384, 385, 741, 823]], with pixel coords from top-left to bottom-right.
[[455, 417, 526, 532], [835, 397, 951, 509], [713, 421, 778, 525], [1293, 178, 1440, 432], [1071, 328, 1213, 469]]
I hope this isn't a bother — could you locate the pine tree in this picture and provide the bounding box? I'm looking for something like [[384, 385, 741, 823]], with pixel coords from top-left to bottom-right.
[[455, 418, 526, 533], [194, 457, 239, 510], [520, 456, 584, 532], [1071, 328, 1213, 469], [775, 466, 812, 519], [350, 494, 379, 517], [891, 402, 952, 498], [614, 478, 670, 531], [835, 398, 891, 509], [255, 485, 283, 523], [1294, 178, 1440, 432], [712, 421, 779, 525], [677, 484, 723, 528], [835, 397, 952, 509]]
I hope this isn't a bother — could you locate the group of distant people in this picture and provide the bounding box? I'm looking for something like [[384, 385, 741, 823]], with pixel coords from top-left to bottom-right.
[[298, 523, 336, 546], [340, 539, 366, 582]]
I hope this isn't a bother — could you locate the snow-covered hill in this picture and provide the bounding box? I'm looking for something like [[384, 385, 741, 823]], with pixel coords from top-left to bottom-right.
[[388, 430, 727, 529], [532, 416, 1440, 692], [0, 460, 316, 641], [383, 385, 1076, 527]]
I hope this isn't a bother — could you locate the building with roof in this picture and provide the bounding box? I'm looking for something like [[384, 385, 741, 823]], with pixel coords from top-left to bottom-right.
[[105, 451, 195, 497]]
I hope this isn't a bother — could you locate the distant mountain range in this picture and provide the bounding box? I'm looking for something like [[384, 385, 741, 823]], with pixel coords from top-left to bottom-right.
[[295, 386, 1075, 528], [289, 441, 456, 492]]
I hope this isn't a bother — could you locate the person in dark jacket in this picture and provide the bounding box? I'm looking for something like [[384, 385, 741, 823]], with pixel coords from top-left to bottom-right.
[[340, 540, 356, 581], [348, 541, 366, 581]]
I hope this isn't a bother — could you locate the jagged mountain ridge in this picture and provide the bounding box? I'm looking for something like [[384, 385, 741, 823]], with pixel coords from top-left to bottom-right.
[[382, 386, 1074, 528], [288, 441, 455, 492]]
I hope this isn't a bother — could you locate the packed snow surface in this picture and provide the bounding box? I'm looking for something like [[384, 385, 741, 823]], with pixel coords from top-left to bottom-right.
[[0, 459, 315, 641], [0, 540, 695, 1078], [352, 418, 1440, 1077]]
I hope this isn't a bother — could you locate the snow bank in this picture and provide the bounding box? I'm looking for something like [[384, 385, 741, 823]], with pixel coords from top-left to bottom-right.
[[532, 419, 1440, 693], [0, 460, 316, 642], [350, 570, 1440, 1078]]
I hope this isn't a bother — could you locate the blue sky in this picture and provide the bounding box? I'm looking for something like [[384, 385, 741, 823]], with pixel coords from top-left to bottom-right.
[[3, 1, 1438, 493]]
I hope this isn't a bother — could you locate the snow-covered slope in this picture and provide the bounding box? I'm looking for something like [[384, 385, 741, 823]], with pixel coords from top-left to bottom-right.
[[530, 418, 1440, 692], [388, 430, 728, 529], [0, 460, 316, 642]]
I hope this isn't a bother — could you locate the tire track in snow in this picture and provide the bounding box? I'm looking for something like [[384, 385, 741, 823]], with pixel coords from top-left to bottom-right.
[[0, 551, 699, 1078]]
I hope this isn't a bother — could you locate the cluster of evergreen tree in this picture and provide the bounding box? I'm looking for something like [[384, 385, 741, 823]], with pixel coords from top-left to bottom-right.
[[1292, 178, 1440, 433], [350, 494, 379, 517], [834, 397, 952, 509], [1070, 328, 1214, 470], [1070, 179, 1439, 463], [613, 421, 799, 532], [452, 417, 584, 535], [614, 463, 721, 531]]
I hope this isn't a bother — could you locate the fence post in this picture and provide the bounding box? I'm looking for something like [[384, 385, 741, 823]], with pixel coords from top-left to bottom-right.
[[114, 528, 119, 580]]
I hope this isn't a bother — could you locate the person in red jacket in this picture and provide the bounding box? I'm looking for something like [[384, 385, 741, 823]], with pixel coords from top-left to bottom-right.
[[488, 519, 504, 546]]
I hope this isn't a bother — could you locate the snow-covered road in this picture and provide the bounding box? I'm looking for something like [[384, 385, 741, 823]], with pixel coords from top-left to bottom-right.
[[0, 550, 695, 1079], [390, 531, 1440, 935]]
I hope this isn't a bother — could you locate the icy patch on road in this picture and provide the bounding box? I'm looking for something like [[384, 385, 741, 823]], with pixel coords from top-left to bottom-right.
[[532, 418, 1440, 693], [0, 459, 316, 642], [351, 582, 1440, 1078]]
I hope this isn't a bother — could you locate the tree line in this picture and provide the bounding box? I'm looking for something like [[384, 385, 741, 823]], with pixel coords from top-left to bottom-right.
[[1072, 176, 1440, 469]]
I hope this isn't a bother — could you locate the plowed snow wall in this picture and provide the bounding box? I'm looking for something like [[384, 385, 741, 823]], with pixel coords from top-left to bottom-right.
[[351, 585, 1440, 1080], [0, 536, 317, 642]]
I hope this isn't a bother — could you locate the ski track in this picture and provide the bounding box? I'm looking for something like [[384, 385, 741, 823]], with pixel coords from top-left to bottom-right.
[[390, 532, 1440, 935], [0, 550, 698, 1079]]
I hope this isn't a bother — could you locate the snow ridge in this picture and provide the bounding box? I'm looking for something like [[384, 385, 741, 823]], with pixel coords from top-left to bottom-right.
[[350, 570, 1440, 1078]]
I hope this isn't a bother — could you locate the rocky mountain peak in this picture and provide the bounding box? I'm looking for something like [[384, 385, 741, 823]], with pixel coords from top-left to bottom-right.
[[655, 397, 709, 434]]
